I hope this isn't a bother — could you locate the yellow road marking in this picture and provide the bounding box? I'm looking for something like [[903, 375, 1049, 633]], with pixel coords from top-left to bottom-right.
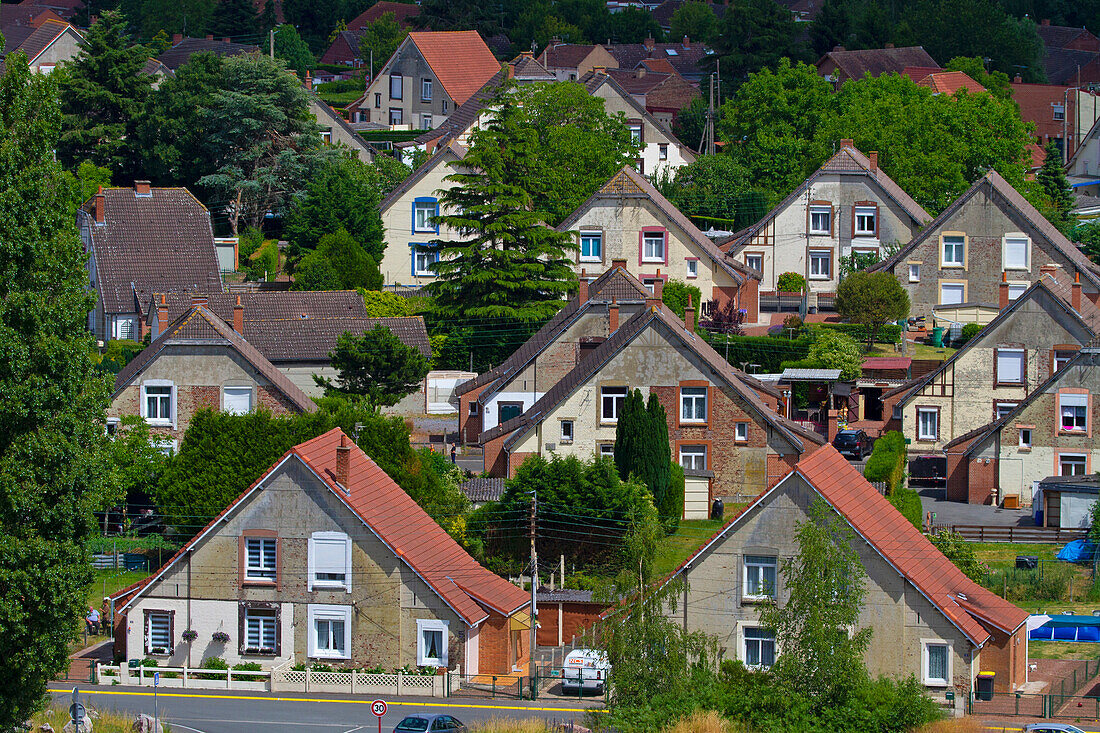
[[48, 687, 601, 713]]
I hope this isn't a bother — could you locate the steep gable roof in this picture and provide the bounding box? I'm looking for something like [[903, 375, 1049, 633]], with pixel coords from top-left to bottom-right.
[[875, 170, 1100, 291], [157, 36, 258, 71], [455, 267, 651, 398], [151, 291, 430, 363], [113, 304, 317, 414], [673, 445, 1027, 646], [820, 46, 939, 80], [347, 0, 420, 30], [914, 70, 986, 95], [112, 428, 530, 625], [510, 53, 555, 81], [481, 303, 823, 453], [84, 187, 223, 315], [379, 141, 465, 213], [540, 43, 603, 70], [2, 17, 72, 60], [407, 31, 500, 106], [578, 71, 695, 158], [558, 166, 750, 284], [725, 144, 931, 252], [604, 40, 711, 79], [401, 68, 507, 150], [882, 274, 1100, 403]]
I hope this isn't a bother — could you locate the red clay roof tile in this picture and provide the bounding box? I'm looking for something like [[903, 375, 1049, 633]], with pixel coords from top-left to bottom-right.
[[408, 31, 501, 106]]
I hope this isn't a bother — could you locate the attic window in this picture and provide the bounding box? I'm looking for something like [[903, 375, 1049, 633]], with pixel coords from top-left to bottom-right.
[[665, 48, 678, 56], [300, 313, 309, 319]]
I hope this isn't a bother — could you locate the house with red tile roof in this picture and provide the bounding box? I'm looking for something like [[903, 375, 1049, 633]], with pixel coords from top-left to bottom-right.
[[320, 2, 422, 67], [360, 31, 500, 129], [669, 445, 1028, 698], [1010, 79, 1100, 166], [0, 17, 81, 75], [109, 302, 317, 449], [109, 428, 531, 674], [478, 297, 825, 510], [817, 45, 940, 86], [912, 70, 986, 96]]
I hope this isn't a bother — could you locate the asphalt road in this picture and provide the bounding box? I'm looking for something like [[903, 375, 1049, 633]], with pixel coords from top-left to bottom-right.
[[48, 686, 602, 733]]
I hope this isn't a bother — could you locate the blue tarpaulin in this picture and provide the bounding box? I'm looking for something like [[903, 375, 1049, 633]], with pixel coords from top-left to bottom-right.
[[1029, 615, 1100, 642], [1057, 539, 1096, 563]]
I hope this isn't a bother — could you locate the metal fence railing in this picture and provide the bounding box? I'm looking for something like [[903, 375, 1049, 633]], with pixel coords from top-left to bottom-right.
[[969, 659, 1100, 720]]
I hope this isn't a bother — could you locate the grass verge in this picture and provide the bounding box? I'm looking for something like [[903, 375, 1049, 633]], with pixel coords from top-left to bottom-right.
[[652, 516, 740, 579]]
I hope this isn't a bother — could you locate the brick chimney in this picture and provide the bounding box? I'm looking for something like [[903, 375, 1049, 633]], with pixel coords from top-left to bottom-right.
[[685, 294, 695, 332], [868, 151, 878, 170], [833, 45, 845, 52], [593, 65, 606, 76], [682, 35, 690, 49], [134, 180, 151, 196], [1073, 270, 1082, 311], [578, 270, 588, 302], [335, 433, 351, 488], [305, 70, 312, 91], [884, 42, 894, 48], [172, 33, 182, 44], [93, 186, 105, 225], [191, 295, 208, 308], [205, 34, 213, 40], [609, 299, 619, 333], [840, 138, 854, 149], [233, 295, 244, 334], [653, 271, 664, 299], [999, 271, 1009, 308], [1040, 263, 1060, 278], [643, 36, 655, 52], [611, 258, 627, 270], [827, 409, 840, 443], [1014, 74, 1023, 83], [157, 294, 168, 336], [1042, 18, 1051, 25]]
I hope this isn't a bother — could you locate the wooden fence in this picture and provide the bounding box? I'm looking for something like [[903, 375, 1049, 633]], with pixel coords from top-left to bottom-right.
[[930, 524, 1087, 543]]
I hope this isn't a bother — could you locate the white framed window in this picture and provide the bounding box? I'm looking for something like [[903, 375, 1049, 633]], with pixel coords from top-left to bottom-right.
[[942, 236, 965, 267], [146, 611, 172, 655], [1053, 103, 1065, 121], [579, 231, 602, 262], [1059, 393, 1088, 432], [421, 78, 432, 101], [469, 402, 479, 416], [809, 250, 831, 279], [996, 349, 1025, 385], [917, 408, 939, 441], [420, 113, 432, 129], [629, 124, 642, 145], [685, 259, 698, 278], [442, 100, 448, 114], [853, 206, 876, 236], [922, 641, 950, 686], [560, 420, 574, 443], [995, 402, 1018, 419], [1060, 453, 1087, 476], [601, 386, 627, 422], [598, 443, 615, 458], [308, 531, 352, 591], [680, 386, 707, 422], [414, 247, 439, 276], [659, 143, 668, 160], [155, 439, 177, 456], [113, 315, 138, 341], [735, 422, 748, 442], [743, 555, 777, 599], [223, 386, 253, 415], [939, 283, 965, 305], [245, 537, 277, 581], [1003, 236, 1030, 270], [374, 93, 381, 108], [679, 444, 707, 471], [389, 74, 402, 99], [809, 205, 831, 235], [1007, 283, 1027, 301], [243, 607, 277, 654], [1055, 349, 1077, 372], [743, 627, 776, 669], [308, 604, 351, 659], [417, 618, 449, 667], [414, 201, 437, 233], [389, 108, 403, 125], [908, 263, 920, 283], [1018, 428, 1032, 448], [141, 381, 175, 425], [642, 231, 665, 262], [745, 253, 763, 274], [320, 131, 332, 145]]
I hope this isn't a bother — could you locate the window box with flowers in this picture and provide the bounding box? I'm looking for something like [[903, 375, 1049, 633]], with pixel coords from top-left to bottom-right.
[[212, 631, 231, 644]]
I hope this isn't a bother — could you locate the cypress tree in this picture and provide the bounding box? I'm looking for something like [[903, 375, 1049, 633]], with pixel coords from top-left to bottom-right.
[[613, 389, 646, 477], [643, 393, 673, 524]]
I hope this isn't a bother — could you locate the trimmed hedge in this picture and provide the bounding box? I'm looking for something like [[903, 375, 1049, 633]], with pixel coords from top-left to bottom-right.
[[818, 322, 902, 343], [864, 431, 907, 494], [889, 488, 923, 529], [702, 333, 813, 373]]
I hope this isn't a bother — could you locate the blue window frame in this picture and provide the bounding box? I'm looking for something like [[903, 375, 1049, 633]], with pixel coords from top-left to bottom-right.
[[580, 231, 602, 261], [413, 197, 439, 234], [411, 244, 439, 277]]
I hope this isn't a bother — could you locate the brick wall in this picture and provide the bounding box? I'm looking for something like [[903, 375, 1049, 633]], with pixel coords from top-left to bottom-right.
[[979, 625, 1026, 692], [712, 282, 758, 325], [478, 610, 529, 675], [766, 452, 802, 489], [968, 457, 998, 504], [535, 602, 606, 647], [508, 451, 534, 478], [483, 436, 508, 477], [458, 384, 486, 445]]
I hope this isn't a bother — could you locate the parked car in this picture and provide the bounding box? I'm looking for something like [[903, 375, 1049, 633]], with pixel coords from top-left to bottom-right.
[[562, 648, 610, 695], [833, 429, 873, 459], [395, 715, 466, 733], [1023, 725, 1087, 733]]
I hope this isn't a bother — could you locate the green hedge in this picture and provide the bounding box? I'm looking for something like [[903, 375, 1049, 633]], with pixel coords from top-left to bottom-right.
[[357, 129, 428, 143], [864, 431, 907, 494], [701, 333, 813, 373], [889, 488, 923, 529], [818, 322, 902, 343]]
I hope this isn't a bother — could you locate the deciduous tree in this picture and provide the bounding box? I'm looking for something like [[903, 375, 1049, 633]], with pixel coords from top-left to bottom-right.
[[806, 330, 864, 380], [292, 228, 382, 291], [709, 0, 802, 86], [285, 153, 385, 263], [670, 1, 718, 44], [317, 325, 430, 406], [357, 12, 409, 70], [835, 271, 910, 346], [273, 24, 316, 75]]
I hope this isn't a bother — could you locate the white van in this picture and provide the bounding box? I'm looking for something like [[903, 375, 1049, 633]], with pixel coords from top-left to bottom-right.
[[561, 649, 610, 695]]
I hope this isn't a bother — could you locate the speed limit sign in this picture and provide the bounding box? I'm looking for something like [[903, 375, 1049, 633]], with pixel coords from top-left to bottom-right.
[[371, 700, 387, 717]]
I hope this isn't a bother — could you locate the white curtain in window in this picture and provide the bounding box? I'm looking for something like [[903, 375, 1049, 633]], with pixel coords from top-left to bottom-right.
[[224, 387, 252, 415], [927, 645, 948, 681]]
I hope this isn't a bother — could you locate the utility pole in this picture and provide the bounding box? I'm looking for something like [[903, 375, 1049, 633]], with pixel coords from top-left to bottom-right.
[[269, 28, 274, 59], [529, 491, 538, 685], [706, 74, 715, 156], [1064, 86, 1070, 165]]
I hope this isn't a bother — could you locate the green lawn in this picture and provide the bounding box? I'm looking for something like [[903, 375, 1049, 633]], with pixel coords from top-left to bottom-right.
[[867, 343, 956, 360], [652, 516, 741, 579], [970, 542, 1062, 567], [1029, 639, 1100, 660], [88, 569, 149, 609]]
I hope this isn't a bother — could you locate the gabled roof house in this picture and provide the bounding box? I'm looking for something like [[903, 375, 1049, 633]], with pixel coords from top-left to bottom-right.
[[0, 17, 81, 74], [671, 445, 1028, 697], [110, 428, 531, 674], [816, 45, 940, 86], [157, 34, 259, 71]]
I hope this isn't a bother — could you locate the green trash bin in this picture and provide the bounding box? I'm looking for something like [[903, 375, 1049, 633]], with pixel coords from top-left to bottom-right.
[[976, 671, 995, 700], [931, 327, 944, 347]]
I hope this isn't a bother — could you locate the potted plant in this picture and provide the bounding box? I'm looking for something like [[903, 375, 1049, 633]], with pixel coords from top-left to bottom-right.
[[181, 629, 198, 642], [211, 631, 230, 644]]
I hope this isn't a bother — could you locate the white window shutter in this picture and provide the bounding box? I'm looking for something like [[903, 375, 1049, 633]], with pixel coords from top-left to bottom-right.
[[1061, 393, 1088, 408], [224, 387, 252, 415]]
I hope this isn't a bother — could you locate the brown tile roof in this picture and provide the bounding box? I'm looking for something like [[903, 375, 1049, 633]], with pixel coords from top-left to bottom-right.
[[540, 43, 601, 70], [604, 40, 712, 80], [481, 303, 823, 452], [1036, 23, 1100, 52], [876, 170, 1100, 292], [509, 53, 556, 82], [408, 31, 500, 106], [347, 1, 420, 30], [113, 427, 530, 625], [726, 144, 931, 254], [0, 0, 70, 27], [455, 267, 651, 397], [151, 291, 430, 363], [113, 305, 317, 413], [915, 70, 986, 95], [402, 69, 506, 150], [84, 187, 223, 316], [157, 36, 259, 71], [819, 46, 940, 80], [558, 166, 751, 285], [2, 17, 69, 60], [1041, 47, 1100, 85]]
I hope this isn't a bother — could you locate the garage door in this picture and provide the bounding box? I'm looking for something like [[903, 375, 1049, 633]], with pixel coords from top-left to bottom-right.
[[684, 476, 710, 520]]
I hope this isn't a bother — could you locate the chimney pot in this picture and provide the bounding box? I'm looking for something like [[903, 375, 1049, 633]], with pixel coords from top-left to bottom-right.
[[868, 151, 878, 170], [233, 295, 244, 334], [1073, 270, 1082, 310], [609, 299, 619, 333], [156, 294, 169, 338], [335, 433, 352, 488]]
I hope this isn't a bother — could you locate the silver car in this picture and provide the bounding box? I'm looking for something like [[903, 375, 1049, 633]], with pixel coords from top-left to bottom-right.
[[1023, 724, 1089, 733]]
